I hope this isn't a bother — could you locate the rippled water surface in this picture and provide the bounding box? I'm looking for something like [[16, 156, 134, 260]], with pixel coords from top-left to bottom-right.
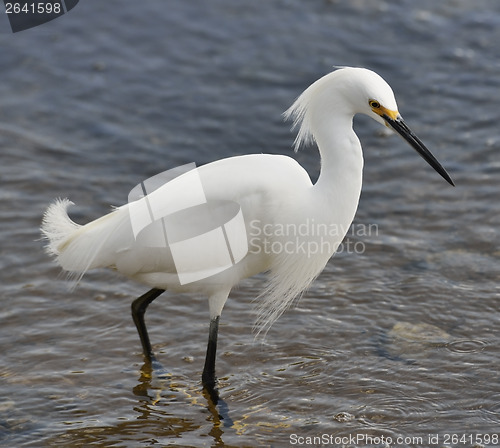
[[1, 1, 499, 447]]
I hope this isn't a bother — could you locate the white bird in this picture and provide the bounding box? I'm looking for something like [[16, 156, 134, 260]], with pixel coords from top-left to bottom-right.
[[41, 67, 453, 400]]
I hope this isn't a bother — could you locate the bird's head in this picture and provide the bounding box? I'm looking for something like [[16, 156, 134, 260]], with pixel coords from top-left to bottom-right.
[[351, 67, 455, 186], [287, 67, 454, 186]]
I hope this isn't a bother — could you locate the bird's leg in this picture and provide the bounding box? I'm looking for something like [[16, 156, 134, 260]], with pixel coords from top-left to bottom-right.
[[131, 288, 165, 362], [202, 315, 220, 402]]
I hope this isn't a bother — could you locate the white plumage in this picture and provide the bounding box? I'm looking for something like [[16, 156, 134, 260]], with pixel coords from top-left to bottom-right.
[[41, 67, 453, 397]]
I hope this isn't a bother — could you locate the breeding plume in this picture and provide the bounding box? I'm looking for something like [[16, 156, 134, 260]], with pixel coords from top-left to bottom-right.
[[41, 67, 454, 400]]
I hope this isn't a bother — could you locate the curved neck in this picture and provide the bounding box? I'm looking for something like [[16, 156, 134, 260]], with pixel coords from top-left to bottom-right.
[[314, 113, 363, 189]]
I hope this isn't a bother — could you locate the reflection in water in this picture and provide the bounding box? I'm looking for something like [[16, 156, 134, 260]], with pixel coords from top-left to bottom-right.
[[45, 362, 237, 447], [134, 360, 234, 429]]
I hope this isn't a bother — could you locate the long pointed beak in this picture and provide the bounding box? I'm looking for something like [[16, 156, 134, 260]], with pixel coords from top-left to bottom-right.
[[384, 114, 455, 186]]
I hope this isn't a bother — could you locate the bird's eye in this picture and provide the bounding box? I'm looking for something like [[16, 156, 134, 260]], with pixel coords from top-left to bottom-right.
[[369, 100, 381, 109]]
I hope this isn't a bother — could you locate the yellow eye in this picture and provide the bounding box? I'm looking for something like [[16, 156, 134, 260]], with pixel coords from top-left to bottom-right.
[[369, 100, 381, 109]]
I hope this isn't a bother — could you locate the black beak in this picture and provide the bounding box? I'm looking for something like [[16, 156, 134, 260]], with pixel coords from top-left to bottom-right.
[[384, 115, 455, 186]]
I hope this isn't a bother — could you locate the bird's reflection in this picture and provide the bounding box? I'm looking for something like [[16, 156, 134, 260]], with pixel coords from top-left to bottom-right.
[[45, 361, 238, 446], [134, 359, 234, 431]]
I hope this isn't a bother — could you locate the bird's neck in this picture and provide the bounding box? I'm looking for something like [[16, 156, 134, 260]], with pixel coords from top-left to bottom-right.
[[312, 113, 364, 219]]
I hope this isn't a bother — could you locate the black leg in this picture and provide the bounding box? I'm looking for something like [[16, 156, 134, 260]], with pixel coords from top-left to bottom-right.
[[131, 288, 165, 361], [202, 316, 220, 401]]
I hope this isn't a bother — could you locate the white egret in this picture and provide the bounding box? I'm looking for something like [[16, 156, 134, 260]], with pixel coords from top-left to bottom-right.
[[41, 67, 454, 400]]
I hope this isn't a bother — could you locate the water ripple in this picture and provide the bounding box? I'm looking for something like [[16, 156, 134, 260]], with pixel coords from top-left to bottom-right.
[[358, 390, 441, 429], [479, 393, 500, 426], [446, 339, 488, 354]]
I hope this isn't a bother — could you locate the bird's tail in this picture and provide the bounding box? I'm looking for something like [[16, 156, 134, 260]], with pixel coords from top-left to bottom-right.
[[41, 198, 80, 258], [41, 198, 129, 280]]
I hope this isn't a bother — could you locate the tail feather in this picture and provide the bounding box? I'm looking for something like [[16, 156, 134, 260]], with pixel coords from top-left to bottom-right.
[[41, 198, 80, 257], [41, 199, 132, 279]]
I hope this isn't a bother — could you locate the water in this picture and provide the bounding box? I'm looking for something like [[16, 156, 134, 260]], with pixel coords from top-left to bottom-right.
[[1, 0, 499, 446]]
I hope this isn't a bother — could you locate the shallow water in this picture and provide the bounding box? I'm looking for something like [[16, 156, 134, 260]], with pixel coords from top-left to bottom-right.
[[1, 1, 499, 447]]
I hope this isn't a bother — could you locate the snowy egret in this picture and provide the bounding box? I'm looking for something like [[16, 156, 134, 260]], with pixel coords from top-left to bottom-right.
[[41, 67, 453, 399]]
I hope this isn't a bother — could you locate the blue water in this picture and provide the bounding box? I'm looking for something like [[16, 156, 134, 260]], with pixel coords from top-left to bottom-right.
[[1, 1, 499, 447]]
